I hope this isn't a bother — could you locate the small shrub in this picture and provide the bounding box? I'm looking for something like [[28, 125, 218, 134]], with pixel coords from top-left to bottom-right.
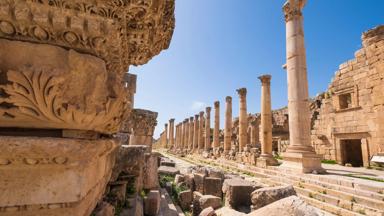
[[321, 160, 337, 164]]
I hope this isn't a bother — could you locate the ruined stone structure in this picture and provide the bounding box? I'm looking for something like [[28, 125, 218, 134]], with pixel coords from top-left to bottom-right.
[[0, 0, 175, 215], [311, 25, 384, 167]]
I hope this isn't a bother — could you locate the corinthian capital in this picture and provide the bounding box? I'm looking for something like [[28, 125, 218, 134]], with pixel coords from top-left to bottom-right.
[[283, 0, 307, 22], [236, 88, 247, 98]]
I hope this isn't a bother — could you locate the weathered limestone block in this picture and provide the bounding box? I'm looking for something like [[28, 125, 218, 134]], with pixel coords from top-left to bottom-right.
[[0, 136, 119, 216], [203, 177, 223, 198], [184, 173, 196, 191], [199, 195, 222, 210], [174, 174, 185, 184], [93, 201, 115, 216], [158, 166, 180, 176], [144, 190, 161, 216], [250, 185, 296, 211], [178, 190, 193, 211], [143, 153, 160, 190], [108, 181, 128, 206], [222, 179, 261, 211], [247, 196, 323, 216], [194, 173, 206, 194], [193, 191, 204, 216], [160, 158, 176, 167], [199, 207, 217, 216], [122, 196, 144, 216], [129, 109, 158, 152]]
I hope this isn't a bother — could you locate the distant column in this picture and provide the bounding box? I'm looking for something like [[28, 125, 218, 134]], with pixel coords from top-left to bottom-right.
[[193, 114, 199, 152], [205, 107, 212, 152], [184, 118, 189, 151], [189, 116, 194, 151], [198, 111, 205, 151], [164, 123, 168, 148], [224, 96, 232, 154], [237, 88, 248, 152], [258, 75, 278, 165], [169, 119, 175, 148], [213, 101, 220, 150], [175, 123, 179, 149], [281, 0, 324, 173]]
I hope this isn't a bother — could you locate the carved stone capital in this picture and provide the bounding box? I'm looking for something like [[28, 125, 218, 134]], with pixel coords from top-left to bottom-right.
[[169, 118, 175, 123], [199, 111, 204, 117], [226, 96, 232, 103], [236, 88, 247, 98], [189, 116, 194, 121], [130, 109, 158, 137], [258, 74, 272, 85], [283, 0, 306, 22], [214, 101, 220, 108]]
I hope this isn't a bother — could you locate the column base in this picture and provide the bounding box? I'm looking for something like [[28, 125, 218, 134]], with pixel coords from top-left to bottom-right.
[[257, 155, 279, 168], [280, 152, 325, 174]]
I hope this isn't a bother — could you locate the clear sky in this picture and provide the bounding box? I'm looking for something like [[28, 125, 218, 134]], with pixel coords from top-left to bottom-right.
[[131, 0, 384, 138]]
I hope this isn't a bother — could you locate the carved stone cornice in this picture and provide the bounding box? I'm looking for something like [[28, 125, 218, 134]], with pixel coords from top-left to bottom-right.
[[130, 109, 158, 136], [0, 0, 175, 74], [283, 0, 306, 22]]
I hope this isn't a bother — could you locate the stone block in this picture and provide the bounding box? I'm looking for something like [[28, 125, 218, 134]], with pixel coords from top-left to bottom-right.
[[193, 191, 204, 216], [93, 201, 115, 216], [199, 207, 217, 216], [204, 177, 223, 198], [194, 173, 206, 193], [144, 190, 161, 216], [199, 195, 222, 210], [247, 196, 322, 216], [184, 173, 196, 191], [179, 190, 193, 210], [175, 174, 185, 184], [222, 179, 261, 211], [158, 166, 180, 176], [250, 185, 296, 211], [144, 153, 160, 190]]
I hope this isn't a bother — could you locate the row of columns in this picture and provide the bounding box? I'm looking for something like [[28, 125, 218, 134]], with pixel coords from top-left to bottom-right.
[[160, 0, 324, 173]]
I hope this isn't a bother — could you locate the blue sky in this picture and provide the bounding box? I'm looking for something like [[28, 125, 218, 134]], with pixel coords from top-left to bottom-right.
[[132, 0, 384, 138]]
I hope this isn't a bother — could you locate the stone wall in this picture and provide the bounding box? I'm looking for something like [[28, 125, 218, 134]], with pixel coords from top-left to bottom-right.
[[311, 25, 384, 166]]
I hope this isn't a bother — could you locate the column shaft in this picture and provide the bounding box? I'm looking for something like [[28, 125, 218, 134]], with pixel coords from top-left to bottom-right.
[[224, 97, 232, 153], [237, 88, 248, 152], [213, 101, 220, 149], [205, 107, 212, 151], [198, 111, 205, 151], [193, 115, 199, 151]]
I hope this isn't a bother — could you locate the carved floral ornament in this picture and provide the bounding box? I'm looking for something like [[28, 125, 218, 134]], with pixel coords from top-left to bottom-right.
[[0, 0, 175, 75], [130, 109, 158, 136]]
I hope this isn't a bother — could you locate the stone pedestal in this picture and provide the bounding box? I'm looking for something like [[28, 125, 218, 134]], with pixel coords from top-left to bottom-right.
[[257, 75, 278, 166], [237, 88, 248, 152], [224, 97, 233, 154], [280, 0, 324, 173]]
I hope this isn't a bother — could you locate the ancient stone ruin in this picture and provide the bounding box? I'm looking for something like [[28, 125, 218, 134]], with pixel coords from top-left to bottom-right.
[[0, 0, 175, 215]]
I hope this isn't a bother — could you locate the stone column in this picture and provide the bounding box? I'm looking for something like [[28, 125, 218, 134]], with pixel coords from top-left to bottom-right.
[[184, 118, 189, 151], [175, 123, 180, 149], [258, 75, 278, 166], [281, 0, 324, 173], [237, 88, 248, 152], [164, 123, 168, 148], [198, 111, 205, 152], [193, 114, 199, 152], [169, 119, 175, 148], [181, 120, 185, 151], [205, 107, 212, 152], [189, 116, 194, 151], [224, 96, 232, 154], [213, 101, 220, 151]]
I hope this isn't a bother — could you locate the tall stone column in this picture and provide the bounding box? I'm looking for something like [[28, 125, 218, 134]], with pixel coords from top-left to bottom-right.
[[181, 120, 185, 151], [281, 0, 324, 173], [224, 96, 232, 154], [169, 119, 175, 148], [189, 116, 194, 151], [175, 123, 180, 149], [237, 88, 248, 152], [193, 114, 199, 152], [198, 111, 205, 152], [164, 123, 168, 148], [258, 75, 278, 166], [184, 118, 189, 151], [213, 101, 220, 151], [205, 107, 212, 152]]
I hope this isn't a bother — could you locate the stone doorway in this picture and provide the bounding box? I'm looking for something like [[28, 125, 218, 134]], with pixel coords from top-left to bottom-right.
[[340, 139, 363, 167]]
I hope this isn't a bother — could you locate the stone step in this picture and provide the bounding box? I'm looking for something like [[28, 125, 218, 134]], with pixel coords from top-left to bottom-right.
[[183, 155, 384, 216]]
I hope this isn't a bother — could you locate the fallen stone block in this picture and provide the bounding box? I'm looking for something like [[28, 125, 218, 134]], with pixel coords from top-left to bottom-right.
[[144, 190, 161, 216], [199, 207, 217, 216], [184, 173, 196, 191], [199, 195, 222, 210], [194, 173, 206, 193], [204, 177, 223, 198], [247, 195, 324, 216], [175, 174, 185, 184], [250, 185, 296, 211], [158, 166, 180, 176], [179, 190, 193, 210], [193, 191, 204, 216], [222, 179, 261, 211], [215, 207, 246, 216]]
